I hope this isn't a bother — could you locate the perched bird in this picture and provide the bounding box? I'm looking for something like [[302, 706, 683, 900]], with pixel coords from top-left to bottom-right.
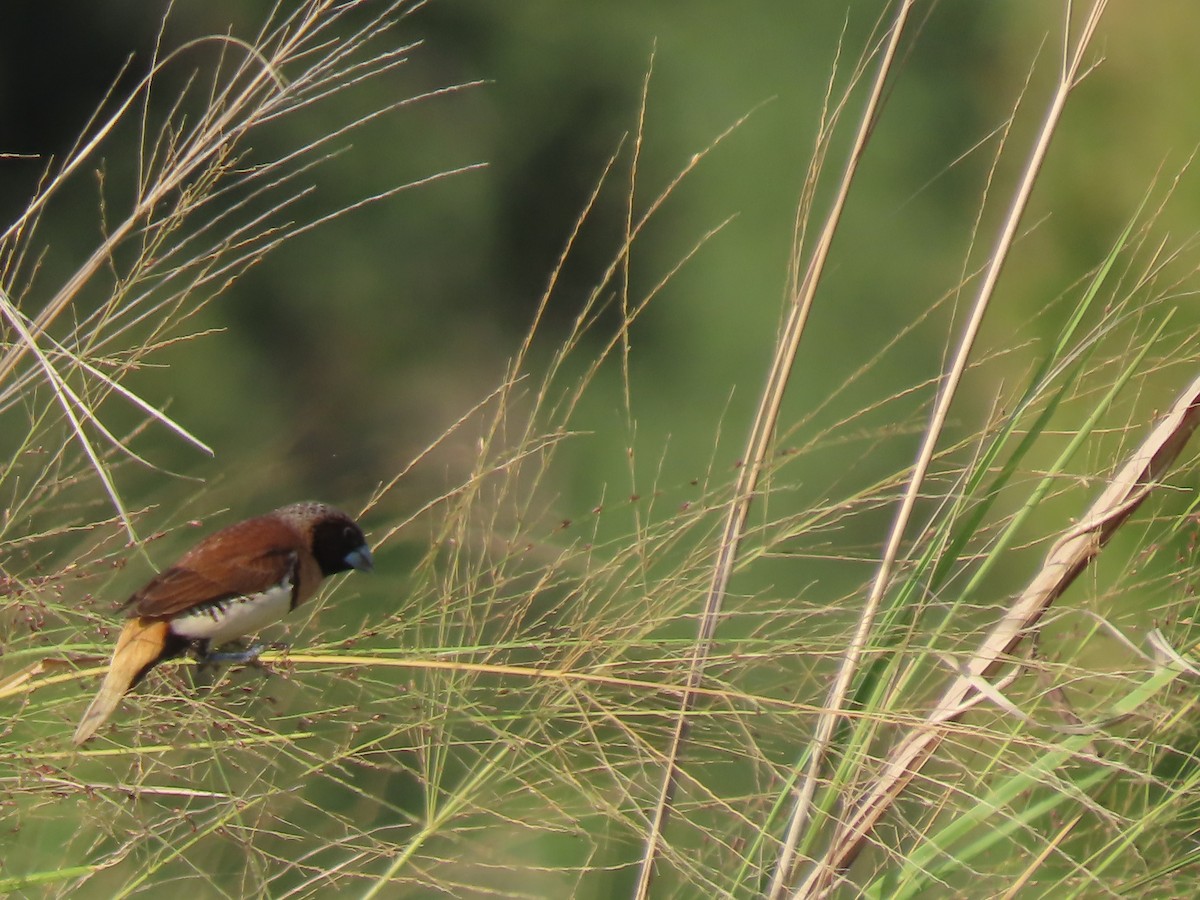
[[73, 502, 373, 745]]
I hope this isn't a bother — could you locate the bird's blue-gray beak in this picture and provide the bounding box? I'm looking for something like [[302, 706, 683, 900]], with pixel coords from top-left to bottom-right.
[[345, 544, 374, 573]]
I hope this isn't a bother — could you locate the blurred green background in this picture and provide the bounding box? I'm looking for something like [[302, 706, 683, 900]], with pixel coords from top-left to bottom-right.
[[7, 1, 1197, 548], [6, 1, 1200, 894]]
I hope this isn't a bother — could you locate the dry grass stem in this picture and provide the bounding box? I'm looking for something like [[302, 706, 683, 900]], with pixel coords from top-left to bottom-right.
[[796, 366, 1200, 895], [779, 3, 1111, 895]]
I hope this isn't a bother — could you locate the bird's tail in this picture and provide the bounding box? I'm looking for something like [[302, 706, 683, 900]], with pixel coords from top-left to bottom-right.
[[73, 617, 169, 745]]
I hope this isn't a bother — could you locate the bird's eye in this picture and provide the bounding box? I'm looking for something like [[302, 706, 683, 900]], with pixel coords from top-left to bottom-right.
[[344, 525, 355, 541]]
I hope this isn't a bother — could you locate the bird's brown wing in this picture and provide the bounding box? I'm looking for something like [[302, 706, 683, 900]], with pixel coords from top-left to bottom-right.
[[124, 516, 303, 619]]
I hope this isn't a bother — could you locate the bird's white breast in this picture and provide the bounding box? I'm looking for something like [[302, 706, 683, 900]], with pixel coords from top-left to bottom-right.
[[169, 582, 294, 646]]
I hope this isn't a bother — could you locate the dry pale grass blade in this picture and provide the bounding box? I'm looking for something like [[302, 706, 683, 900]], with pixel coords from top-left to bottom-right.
[[0, 286, 215, 466], [0, 287, 140, 538], [773, 3, 1111, 896], [632, 3, 920, 896], [793, 368, 1200, 896], [0, 659, 74, 700]]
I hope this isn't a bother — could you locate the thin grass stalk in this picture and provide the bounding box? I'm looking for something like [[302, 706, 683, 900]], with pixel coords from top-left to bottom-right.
[[632, 3, 918, 896], [771, 4, 1110, 896]]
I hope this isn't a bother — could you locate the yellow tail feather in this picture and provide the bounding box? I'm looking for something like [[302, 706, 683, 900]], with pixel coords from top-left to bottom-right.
[[73, 618, 169, 745]]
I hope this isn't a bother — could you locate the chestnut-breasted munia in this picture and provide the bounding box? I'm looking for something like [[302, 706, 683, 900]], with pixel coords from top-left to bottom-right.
[[73, 502, 373, 745]]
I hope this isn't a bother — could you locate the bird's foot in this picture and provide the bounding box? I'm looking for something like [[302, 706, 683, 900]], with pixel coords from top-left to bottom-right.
[[203, 643, 266, 665]]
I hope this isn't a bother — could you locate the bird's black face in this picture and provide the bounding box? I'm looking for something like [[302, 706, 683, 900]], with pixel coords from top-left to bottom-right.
[[310, 514, 374, 577]]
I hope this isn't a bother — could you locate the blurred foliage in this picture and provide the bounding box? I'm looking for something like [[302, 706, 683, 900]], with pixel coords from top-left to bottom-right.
[[3, 2, 1198, 532]]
